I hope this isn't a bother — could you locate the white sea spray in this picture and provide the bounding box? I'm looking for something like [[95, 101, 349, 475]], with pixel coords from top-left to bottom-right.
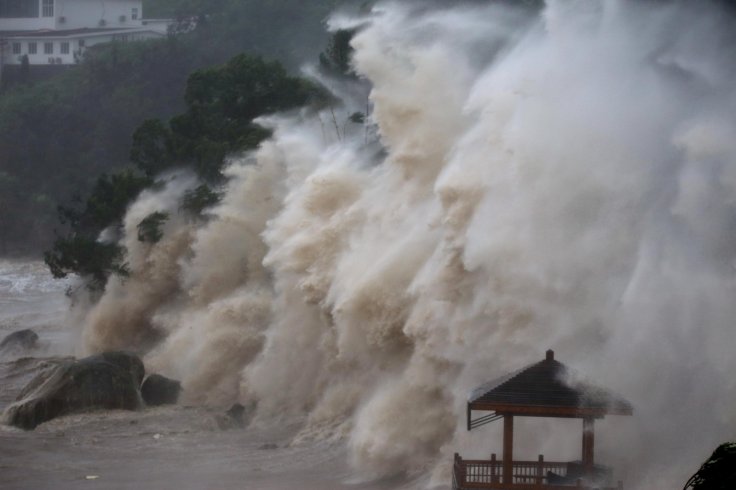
[[78, 1, 736, 487]]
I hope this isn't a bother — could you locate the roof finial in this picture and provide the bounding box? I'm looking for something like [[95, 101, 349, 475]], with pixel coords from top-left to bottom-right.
[[546, 349, 554, 361]]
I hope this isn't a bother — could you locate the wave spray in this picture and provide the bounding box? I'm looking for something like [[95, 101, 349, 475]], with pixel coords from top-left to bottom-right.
[[78, 1, 736, 487]]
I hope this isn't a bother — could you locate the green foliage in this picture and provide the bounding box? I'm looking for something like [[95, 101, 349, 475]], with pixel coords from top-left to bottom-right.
[[181, 184, 221, 215], [137, 212, 169, 243], [181, 54, 319, 177], [44, 169, 149, 288], [19, 55, 30, 84], [684, 443, 736, 490], [130, 119, 176, 178], [44, 51, 318, 287], [44, 236, 128, 290], [143, 0, 229, 18], [132, 54, 321, 181], [59, 170, 152, 234]]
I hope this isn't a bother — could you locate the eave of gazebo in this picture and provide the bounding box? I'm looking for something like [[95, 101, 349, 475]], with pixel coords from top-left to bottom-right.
[[468, 402, 630, 418]]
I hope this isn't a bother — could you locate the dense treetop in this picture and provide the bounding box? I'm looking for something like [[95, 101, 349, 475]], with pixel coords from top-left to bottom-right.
[[43, 52, 325, 289]]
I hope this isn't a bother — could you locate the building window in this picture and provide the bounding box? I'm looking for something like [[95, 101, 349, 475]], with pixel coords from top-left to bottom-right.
[[28, 42, 37, 54], [12, 43, 21, 55], [0, 1, 39, 18], [44, 42, 53, 54], [132, 7, 138, 20], [60, 42, 69, 54], [42, 0, 54, 17]]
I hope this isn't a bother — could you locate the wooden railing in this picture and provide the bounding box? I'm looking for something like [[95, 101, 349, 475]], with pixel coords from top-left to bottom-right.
[[453, 454, 623, 490]]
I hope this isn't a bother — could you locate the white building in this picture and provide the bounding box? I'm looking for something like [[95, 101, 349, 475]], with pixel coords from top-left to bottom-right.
[[0, 0, 168, 68]]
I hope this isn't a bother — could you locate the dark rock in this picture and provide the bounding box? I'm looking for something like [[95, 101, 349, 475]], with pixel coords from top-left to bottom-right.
[[258, 443, 278, 450], [226, 403, 245, 424], [214, 402, 256, 430], [3, 351, 144, 430], [84, 351, 145, 386], [684, 442, 736, 490], [140, 374, 181, 406], [0, 329, 39, 352]]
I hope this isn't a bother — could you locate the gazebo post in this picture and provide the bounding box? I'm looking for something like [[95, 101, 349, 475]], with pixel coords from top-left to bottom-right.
[[503, 414, 514, 485], [582, 417, 595, 473]]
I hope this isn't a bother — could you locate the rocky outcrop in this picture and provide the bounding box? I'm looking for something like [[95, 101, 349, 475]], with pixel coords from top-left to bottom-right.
[[4, 351, 144, 430], [684, 442, 736, 490], [0, 329, 39, 352], [140, 374, 181, 406], [214, 402, 256, 430]]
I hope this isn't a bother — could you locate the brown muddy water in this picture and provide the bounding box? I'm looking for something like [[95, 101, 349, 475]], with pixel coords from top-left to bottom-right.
[[0, 402, 406, 490]]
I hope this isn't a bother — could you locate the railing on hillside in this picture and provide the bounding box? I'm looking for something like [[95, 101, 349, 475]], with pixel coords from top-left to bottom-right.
[[453, 453, 623, 490]]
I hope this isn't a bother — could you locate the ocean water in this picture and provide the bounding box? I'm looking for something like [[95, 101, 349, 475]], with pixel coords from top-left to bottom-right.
[[0, 259, 74, 357]]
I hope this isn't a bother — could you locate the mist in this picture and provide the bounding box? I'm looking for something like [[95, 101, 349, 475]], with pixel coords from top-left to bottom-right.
[[73, 1, 736, 488]]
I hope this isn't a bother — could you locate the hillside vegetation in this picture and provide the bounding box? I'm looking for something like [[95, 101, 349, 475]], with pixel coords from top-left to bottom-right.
[[0, 0, 347, 255], [43, 52, 329, 289]]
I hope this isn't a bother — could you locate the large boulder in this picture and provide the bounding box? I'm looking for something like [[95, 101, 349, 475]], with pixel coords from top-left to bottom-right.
[[3, 351, 144, 430], [0, 329, 39, 352], [214, 402, 256, 430], [140, 374, 181, 406], [684, 442, 736, 490], [86, 351, 145, 386]]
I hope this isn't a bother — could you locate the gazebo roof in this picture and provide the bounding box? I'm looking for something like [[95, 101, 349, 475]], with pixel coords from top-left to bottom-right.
[[468, 350, 633, 423]]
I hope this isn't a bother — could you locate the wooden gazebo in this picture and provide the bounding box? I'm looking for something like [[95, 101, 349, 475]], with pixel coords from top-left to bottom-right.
[[453, 350, 632, 490]]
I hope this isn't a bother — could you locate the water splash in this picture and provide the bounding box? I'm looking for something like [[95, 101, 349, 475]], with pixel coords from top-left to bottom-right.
[[78, 1, 736, 487]]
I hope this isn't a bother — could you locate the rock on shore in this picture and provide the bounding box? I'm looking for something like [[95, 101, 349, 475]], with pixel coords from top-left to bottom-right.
[[0, 329, 39, 353], [4, 351, 144, 430], [141, 374, 181, 406]]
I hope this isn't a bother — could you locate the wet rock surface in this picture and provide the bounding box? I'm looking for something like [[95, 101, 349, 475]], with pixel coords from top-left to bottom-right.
[[684, 442, 736, 490], [141, 374, 181, 406], [3, 351, 144, 430], [214, 402, 256, 430], [0, 329, 39, 353]]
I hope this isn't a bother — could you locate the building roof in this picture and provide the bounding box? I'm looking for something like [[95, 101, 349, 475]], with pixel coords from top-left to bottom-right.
[[0, 27, 162, 39], [468, 350, 633, 421]]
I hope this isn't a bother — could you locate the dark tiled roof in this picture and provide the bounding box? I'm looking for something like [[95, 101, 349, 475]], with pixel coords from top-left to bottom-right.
[[469, 350, 633, 417]]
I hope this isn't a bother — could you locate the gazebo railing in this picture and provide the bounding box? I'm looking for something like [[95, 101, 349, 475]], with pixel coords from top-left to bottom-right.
[[453, 454, 623, 490]]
